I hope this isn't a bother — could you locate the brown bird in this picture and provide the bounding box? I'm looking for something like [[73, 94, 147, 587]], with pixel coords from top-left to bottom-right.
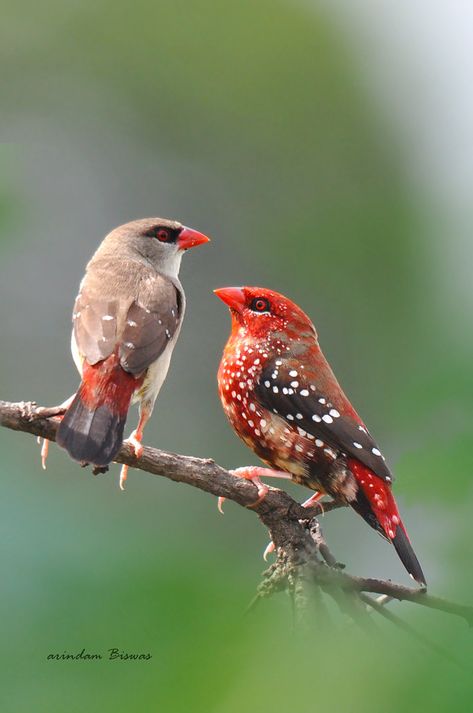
[[49, 217, 210, 487]]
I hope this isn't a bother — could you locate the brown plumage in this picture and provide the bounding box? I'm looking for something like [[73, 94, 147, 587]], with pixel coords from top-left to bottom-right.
[[55, 217, 209, 485]]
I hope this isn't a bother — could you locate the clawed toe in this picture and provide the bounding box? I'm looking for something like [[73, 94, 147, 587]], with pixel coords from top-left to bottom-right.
[[263, 540, 275, 561], [125, 430, 144, 459], [37, 437, 49, 470]]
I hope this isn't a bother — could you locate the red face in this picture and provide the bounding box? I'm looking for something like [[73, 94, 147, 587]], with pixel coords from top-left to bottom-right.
[[214, 286, 317, 341]]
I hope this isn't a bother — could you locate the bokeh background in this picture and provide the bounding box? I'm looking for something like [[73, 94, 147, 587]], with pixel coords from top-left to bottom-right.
[[1, 1, 473, 710]]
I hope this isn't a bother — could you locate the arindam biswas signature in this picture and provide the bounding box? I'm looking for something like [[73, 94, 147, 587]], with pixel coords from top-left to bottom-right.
[[47, 648, 152, 661]]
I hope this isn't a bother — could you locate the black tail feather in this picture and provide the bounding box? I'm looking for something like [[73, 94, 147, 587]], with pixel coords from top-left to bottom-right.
[[351, 487, 426, 586], [56, 392, 126, 467], [392, 526, 426, 587]]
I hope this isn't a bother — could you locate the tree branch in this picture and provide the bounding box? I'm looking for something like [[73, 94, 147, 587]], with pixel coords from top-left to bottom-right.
[[1, 398, 472, 629]]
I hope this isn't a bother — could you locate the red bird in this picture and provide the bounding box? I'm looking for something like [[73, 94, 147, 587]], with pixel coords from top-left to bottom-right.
[[215, 286, 426, 586]]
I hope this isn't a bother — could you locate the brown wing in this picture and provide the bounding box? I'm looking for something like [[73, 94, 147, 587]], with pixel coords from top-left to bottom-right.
[[73, 269, 182, 376], [119, 294, 180, 375], [73, 293, 118, 364]]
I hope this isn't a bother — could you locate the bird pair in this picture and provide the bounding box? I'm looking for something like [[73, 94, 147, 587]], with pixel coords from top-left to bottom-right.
[[50, 217, 425, 586]]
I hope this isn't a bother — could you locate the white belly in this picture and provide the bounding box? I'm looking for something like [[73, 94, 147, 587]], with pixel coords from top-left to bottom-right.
[[71, 331, 84, 376], [131, 338, 176, 409]]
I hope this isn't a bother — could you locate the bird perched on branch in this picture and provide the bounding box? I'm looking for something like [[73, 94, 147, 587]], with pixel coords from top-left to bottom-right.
[[215, 286, 426, 586], [52, 217, 210, 488]]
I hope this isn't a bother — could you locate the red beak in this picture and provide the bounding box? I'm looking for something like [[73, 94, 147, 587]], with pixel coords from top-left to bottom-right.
[[178, 226, 210, 250], [214, 286, 246, 313]]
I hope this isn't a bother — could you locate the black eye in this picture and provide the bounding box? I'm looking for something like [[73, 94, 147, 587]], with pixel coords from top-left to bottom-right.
[[250, 297, 271, 313]]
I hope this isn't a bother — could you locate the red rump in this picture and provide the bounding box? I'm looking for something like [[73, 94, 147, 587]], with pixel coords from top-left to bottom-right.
[[348, 458, 407, 541], [79, 353, 143, 415]]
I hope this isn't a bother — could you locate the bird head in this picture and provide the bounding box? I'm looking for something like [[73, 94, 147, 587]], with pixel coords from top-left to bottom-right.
[[214, 286, 317, 342], [103, 217, 210, 278]]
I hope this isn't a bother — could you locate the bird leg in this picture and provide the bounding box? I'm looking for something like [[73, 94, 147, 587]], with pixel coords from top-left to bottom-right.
[[217, 466, 292, 513], [300, 491, 325, 514], [263, 490, 325, 560], [119, 404, 151, 491], [37, 394, 75, 470]]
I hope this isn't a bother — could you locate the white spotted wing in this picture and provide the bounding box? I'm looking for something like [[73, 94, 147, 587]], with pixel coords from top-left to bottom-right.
[[254, 359, 394, 483]]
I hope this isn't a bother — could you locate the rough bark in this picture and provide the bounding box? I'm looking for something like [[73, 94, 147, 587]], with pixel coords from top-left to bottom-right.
[[1, 398, 472, 630]]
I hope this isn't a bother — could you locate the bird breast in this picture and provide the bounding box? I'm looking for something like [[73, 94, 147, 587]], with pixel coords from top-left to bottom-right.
[[219, 343, 318, 479]]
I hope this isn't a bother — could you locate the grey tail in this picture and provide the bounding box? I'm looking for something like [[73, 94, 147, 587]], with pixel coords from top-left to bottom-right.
[[56, 392, 127, 467]]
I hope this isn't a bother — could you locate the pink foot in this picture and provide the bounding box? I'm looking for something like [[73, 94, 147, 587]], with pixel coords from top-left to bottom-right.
[[218, 466, 291, 513], [126, 429, 144, 459], [263, 540, 275, 561], [37, 395, 75, 470], [119, 430, 144, 490], [37, 437, 49, 470], [301, 491, 324, 513], [262, 491, 325, 561], [119, 464, 129, 492]]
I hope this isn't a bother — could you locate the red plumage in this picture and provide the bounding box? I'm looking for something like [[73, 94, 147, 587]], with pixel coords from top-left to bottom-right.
[[57, 354, 144, 468], [79, 354, 143, 417], [215, 286, 425, 585]]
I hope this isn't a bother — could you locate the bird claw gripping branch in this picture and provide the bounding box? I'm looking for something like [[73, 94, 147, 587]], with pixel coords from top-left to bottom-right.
[[217, 466, 292, 513], [215, 286, 426, 586]]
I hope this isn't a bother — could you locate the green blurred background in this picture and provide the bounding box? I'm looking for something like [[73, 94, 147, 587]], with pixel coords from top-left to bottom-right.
[[1, 1, 473, 710]]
